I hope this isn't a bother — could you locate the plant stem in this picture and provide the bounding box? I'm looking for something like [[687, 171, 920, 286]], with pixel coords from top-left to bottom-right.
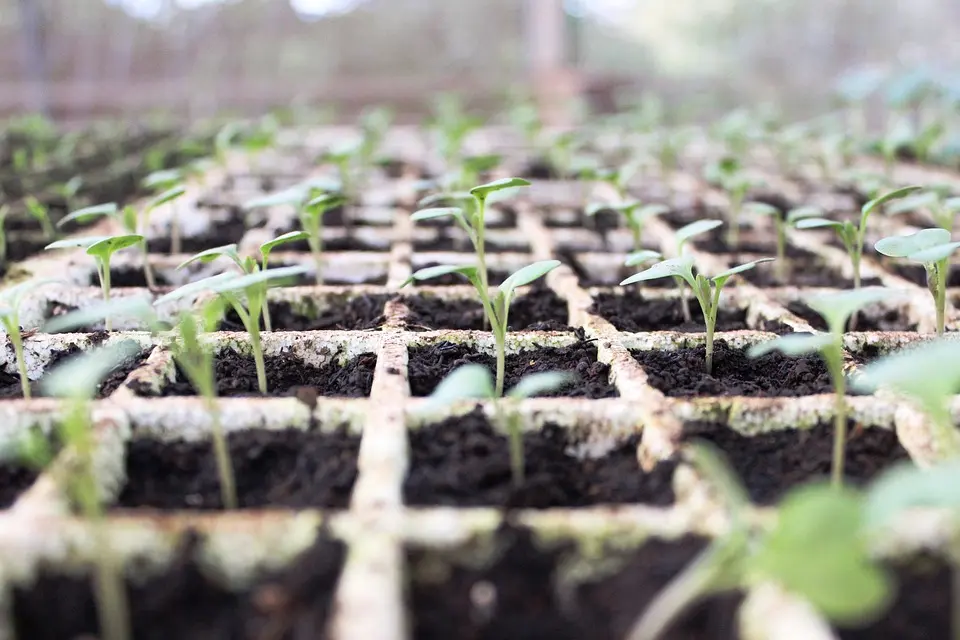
[[675, 277, 692, 323], [826, 345, 847, 487], [98, 259, 112, 331], [310, 220, 324, 285], [205, 395, 237, 509], [934, 261, 947, 336], [140, 240, 156, 290], [774, 218, 787, 283], [10, 325, 30, 399], [629, 219, 643, 253], [249, 323, 267, 395]]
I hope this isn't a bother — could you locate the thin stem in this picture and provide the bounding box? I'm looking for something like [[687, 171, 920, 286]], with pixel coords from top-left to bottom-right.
[[204, 395, 237, 509], [494, 323, 507, 398], [248, 316, 267, 395], [774, 218, 787, 283], [140, 239, 156, 290], [98, 259, 112, 331], [475, 196, 490, 293], [675, 277, 692, 323], [10, 324, 30, 399], [935, 261, 947, 336], [628, 217, 643, 252], [825, 345, 847, 487]]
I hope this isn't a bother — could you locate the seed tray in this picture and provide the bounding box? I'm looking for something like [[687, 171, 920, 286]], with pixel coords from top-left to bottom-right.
[[0, 129, 957, 638]]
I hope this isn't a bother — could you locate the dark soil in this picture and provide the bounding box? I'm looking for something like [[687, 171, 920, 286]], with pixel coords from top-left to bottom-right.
[[402, 288, 570, 331], [117, 426, 359, 510], [888, 262, 960, 288], [0, 464, 39, 508], [631, 341, 834, 397], [787, 301, 918, 332], [0, 344, 148, 399], [266, 262, 388, 287], [409, 525, 740, 640], [12, 528, 345, 640], [559, 250, 673, 289], [693, 234, 815, 258], [270, 235, 388, 253], [411, 262, 510, 287], [404, 408, 675, 508], [136, 349, 375, 398], [87, 266, 172, 288], [837, 554, 950, 640], [682, 421, 909, 504], [591, 292, 761, 332], [221, 296, 389, 331], [146, 216, 248, 254], [407, 341, 617, 399]]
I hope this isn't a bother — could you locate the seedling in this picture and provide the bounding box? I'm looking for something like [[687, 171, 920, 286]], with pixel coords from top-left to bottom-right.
[[430, 93, 483, 173], [51, 175, 83, 216], [585, 200, 670, 252], [45, 234, 144, 330], [672, 219, 725, 323], [427, 364, 574, 486], [24, 195, 57, 240], [744, 202, 820, 282], [704, 157, 759, 248], [875, 228, 960, 335], [748, 288, 892, 486], [142, 169, 186, 255], [795, 186, 921, 291], [854, 338, 960, 459], [885, 188, 960, 232], [0, 280, 55, 398], [39, 341, 146, 640], [623, 254, 772, 373]]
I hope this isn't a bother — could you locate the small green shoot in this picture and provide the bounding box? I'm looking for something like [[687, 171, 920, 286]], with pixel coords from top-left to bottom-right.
[[704, 157, 759, 248], [885, 188, 960, 233], [0, 280, 55, 398], [744, 202, 820, 282], [143, 169, 186, 255], [586, 200, 669, 252], [748, 288, 892, 485], [24, 195, 57, 240], [622, 254, 774, 373]]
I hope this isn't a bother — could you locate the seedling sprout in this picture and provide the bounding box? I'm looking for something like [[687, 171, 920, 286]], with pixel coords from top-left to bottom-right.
[[585, 200, 669, 252], [744, 202, 820, 282], [24, 195, 57, 240], [885, 188, 960, 233], [143, 169, 187, 255], [0, 279, 55, 398]]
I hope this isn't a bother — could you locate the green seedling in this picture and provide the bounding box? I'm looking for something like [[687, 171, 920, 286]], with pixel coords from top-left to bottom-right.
[[545, 131, 579, 179], [45, 234, 144, 330], [585, 200, 670, 252], [430, 93, 483, 172], [320, 140, 358, 228], [427, 364, 574, 487], [24, 195, 57, 240], [885, 188, 960, 232], [158, 266, 309, 394], [0, 280, 55, 398], [854, 338, 960, 459], [795, 186, 921, 291], [405, 259, 559, 396], [39, 340, 146, 640], [875, 228, 960, 335], [453, 154, 502, 192], [590, 160, 642, 200], [671, 219, 725, 322], [52, 176, 83, 216], [704, 157, 759, 249], [622, 254, 774, 373], [748, 288, 892, 486], [143, 169, 186, 255], [744, 203, 820, 282], [214, 121, 244, 165]]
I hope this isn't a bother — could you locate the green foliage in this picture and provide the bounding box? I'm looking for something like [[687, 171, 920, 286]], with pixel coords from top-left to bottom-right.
[[0, 280, 56, 398], [586, 200, 669, 251]]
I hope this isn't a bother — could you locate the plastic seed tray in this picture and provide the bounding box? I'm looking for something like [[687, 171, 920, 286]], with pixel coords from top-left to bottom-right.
[[0, 127, 956, 639]]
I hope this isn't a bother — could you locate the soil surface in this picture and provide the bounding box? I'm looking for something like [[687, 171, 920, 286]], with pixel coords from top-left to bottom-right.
[[407, 341, 617, 399], [739, 262, 882, 289], [138, 349, 376, 398], [13, 528, 345, 640], [221, 296, 389, 332], [836, 554, 950, 640], [402, 288, 570, 332], [631, 341, 833, 397], [409, 525, 740, 640], [87, 266, 172, 288], [117, 426, 359, 510], [592, 292, 758, 332], [787, 301, 918, 332], [559, 250, 673, 289], [147, 216, 248, 254], [411, 262, 510, 287], [0, 464, 40, 508], [0, 345, 148, 399], [404, 408, 675, 508], [682, 421, 909, 504]]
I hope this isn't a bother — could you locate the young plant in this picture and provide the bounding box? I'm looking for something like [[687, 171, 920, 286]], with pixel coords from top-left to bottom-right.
[[427, 364, 574, 487], [704, 157, 759, 248], [795, 185, 920, 290], [430, 93, 483, 172], [45, 234, 144, 329], [51, 175, 83, 216], [0, 280, 55, 398], [744, 202, 820, 282], [585, 200, 670, 252], [747, 288, 892, 486], [142, 169, 186, 255], [671, 219, 725, 322], [885, 187, 960, 233], [875, 228, 960, 335], [40, 341, 146, 640], [622, 254, 774, 373], [24, 195, 57, 240]]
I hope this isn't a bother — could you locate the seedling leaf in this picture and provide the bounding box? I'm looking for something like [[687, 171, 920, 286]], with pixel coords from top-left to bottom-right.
[[675, 219, 723, 249], [209, 265, 311, 293], [861, 185, 922, 221], [786, 206, 822, 224], [498, 260, 561, 297], [402, 264, 479, 288], [874, 228, 951, 258], [794, 218, 844, 230], [865, 461, 960, 529], [260, 232, 310, 262], [852, 338, 960, 403], [243, 187, 305, 210], [177, 244, 241, 270], [713, 257, 775, 281], [806, 288, 892, 333], [154, 272, 241, 305], [411, 207, 465, 223], [43, 297, 156, 334], [40, 340, 142, 399], [748, 333, 834, 358], [624, 250, 663, 266], [907, 241, 960, 264], [427, 364, 495, 406], [744, 202, 780, 217], [56, 203, 118, 228], [146, 185, 186, 211], [469, 177, 531, 199], [45, 236, 111, 251], [507, 371, 575, 399], [621, 255, 694, 286], [142, 169, 182, 189]]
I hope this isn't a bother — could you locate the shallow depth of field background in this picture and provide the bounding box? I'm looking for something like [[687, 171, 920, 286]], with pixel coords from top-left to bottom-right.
[[3, 0, 960, 121]]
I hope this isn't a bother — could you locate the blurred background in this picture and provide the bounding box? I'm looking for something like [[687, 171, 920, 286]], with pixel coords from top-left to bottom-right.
[[3, 0, 960, 123]]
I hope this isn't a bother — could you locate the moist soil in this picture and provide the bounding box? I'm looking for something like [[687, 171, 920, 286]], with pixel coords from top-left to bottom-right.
[[787, 301, 918, 332], [407, 341, 617, 399], [682, 421, 909, 504], [0, 344, 148, 399], [409, 525, 740, 640], [137, 350, 376, 398], [737, 261, 881, 288], [0, 464, 40, 508], [221, 296, 389, 331], [87, 266, 172, 288], [146, 216, 248, 254], [117, 426, 359, 510], [402, 288, 570, 331], [591, 292, 759, 332], [12, 529, 345, 640], [411, 262, 510, 287], [404, 408, 675, 508], [631, 340, 834, 397], [836, 554, 950, 640]]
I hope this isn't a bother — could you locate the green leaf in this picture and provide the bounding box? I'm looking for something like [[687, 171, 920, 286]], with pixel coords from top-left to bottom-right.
[[794, 218, 844, 230], [24, 196, 47, 221], [462, 154, 502, 173], [747, 333, 834, 358], [865, 460, 960, 529], [624, 250, 662, 267], [146, 185, 186, 211], [40, 340, 143, 400], [675, 219, 723, 249], [402, 264, 479, 288], [853, 338, 960, 403], [469, 177, 531, 199], [304, 192, 346, 214], [635, 203, 670, 219], [621, 255, 695, 286], [498, 260, 561, 297], [56, 203, 118, 228], [507, 371, 575, 399], [142, 169, 182, 189], [712, 258, 775, 282], [749, 483, 892, 625], [786, 206, 823, 224], [43, 297, 156, 334], [875, 228, 951, 261], [86, 234, 144, 260], [909, 242, 960, 264], [861, 185, 923, 224], [411, 207, 465, 223], [885, 191, 939, 216], [427, 364, 495, 406], [45, 236, 111, 251], [260, 232, 309, 262], [177, 244, 242, 270], [806, 288, 893, 334], [944, 197, 960, 213], [121, 205, 138, 234], [154, 272, 241, 305], [0, 279, 58, 319], [243, 187, 306, 210], [418, 191, 472, 208], [744, 201, 780, 217], [208, 265, 311, 293]]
